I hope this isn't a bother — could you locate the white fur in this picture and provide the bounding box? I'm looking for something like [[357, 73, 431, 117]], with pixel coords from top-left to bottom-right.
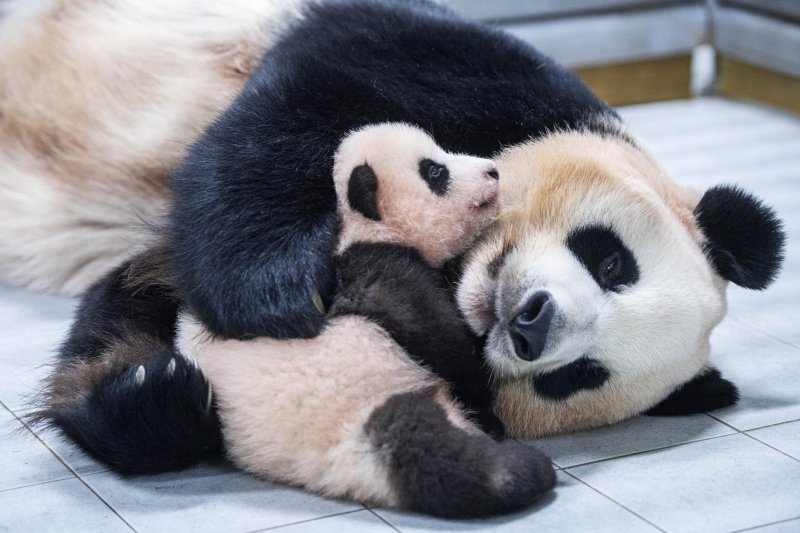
[[177, 313, 441, 505], [333, 123, 498, 265], [0, 0, 306, 294]]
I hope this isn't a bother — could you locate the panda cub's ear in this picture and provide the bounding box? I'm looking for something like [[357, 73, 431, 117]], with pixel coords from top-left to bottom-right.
[[646, 367, 738, 416], [694, 185, 785, 290], [348, 164, 382, 221]]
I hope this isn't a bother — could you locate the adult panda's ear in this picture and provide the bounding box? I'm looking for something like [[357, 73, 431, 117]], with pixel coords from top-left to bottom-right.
[[694, 185, 785, 289], [348, 164, 381, 221], [646, 367, 738, 416]]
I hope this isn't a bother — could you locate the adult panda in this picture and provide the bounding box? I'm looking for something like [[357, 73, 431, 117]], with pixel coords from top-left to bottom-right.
[[165, 0, 782, 422], [18, 0, 785, 510]]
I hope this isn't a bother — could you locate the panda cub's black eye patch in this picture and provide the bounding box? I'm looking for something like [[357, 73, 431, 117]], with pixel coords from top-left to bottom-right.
[[566, 225, 639, 292], [418, 159, 449, 196]]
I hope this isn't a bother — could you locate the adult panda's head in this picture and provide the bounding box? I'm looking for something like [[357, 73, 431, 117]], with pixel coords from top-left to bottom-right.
[[332, 122, 500, 265], [457, 131, 785, 438]]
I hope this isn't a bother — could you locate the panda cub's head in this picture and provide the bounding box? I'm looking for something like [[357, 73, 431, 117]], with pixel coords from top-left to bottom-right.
[[457, 132, 785, 437], [333, 123, 500, 264]]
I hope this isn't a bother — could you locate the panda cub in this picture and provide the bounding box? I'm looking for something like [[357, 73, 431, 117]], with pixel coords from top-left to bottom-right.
[[175, 122, 555, 516]]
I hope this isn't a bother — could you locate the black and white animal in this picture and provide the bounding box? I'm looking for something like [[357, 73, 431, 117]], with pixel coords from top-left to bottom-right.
[[8, 0, 785, 497], [173, 122, 557, 516], [160, 0, 783, 433], [36, 122, 556, 518], [454, 133, 785, 436]]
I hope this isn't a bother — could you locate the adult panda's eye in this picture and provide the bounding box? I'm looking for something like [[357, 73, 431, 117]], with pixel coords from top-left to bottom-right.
[[598, 252, 622, 287], [419, 159, 449, 196], [566, 225, 639, 292]]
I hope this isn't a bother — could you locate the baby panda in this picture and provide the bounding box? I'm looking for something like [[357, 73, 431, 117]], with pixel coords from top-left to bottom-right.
[[455, 132, 785, 438], [174, 122, 556, 517]]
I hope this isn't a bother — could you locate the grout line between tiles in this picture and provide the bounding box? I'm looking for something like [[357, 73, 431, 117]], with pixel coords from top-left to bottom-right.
[[8, 410, 137, 532], [366, 508, 402, 532], [0, 475, 77, 494], [246, 508, 374, 532], [734, 320, 800, 352], [557, 431, 737, 470], [561, 470, 667, 533], [742, 432, 800, 464], [705, 413, 745, 434], [728, 515, 800, 533], [744, 417, 800, 433]]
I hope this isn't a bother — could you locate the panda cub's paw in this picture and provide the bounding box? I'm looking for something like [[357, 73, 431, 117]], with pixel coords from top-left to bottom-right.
[[49, 349, 223, 476]]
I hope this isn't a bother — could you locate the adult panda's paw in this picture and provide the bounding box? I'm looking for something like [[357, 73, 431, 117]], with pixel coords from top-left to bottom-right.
[[646, 366, 739, 416], [367, 389, 555, 518], [40, 349, 223, 476]]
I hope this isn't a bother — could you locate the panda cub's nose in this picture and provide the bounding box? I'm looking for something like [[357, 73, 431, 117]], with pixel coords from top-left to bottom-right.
[[510, 291, 555, 361]]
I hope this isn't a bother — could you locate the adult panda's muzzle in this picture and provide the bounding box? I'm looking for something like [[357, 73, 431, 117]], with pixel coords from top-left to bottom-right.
[[509, 290, 555, 361]]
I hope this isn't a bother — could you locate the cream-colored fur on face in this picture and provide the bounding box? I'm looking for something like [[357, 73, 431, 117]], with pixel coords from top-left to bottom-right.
[[333, 123, 499, 266], [0, 0, 305, 295], [457, 131, 727, 438], [177, 313, 471, 505]]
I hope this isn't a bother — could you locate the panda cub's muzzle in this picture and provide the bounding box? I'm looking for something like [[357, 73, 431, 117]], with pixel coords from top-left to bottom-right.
[[509, 290, 555, 361]]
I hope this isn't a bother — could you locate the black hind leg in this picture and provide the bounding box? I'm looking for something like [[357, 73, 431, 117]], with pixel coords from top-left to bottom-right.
[[44, 348, 223, 475], [366, 388, 556, 518], [33, 251, 223, 475]]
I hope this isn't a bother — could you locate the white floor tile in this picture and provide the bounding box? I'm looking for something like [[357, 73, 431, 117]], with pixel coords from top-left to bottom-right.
[[531, 413, 734, 468], [374, 472, 657, 533], [268, 510, 395, 532], [0, 408, 74, 491], [0, 477, 130, 532], [0, 285, 75, 326], [745, 517, 800, 533], [0, 359, 51, 413], [29, 423, 108, 476], [711, 343, 800, 430], [708, 317, 788, 358], [569, 434, 800, 533], [82, 466, 361, 533], [748, 421, 800, 462]]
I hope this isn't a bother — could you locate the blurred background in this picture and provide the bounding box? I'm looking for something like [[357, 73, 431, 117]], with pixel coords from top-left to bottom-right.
[[445, 0, 800, 112]]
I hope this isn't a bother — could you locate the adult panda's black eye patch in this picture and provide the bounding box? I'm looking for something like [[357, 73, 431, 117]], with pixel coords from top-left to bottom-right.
[[566, 225, 639, 292], [418, 159, 449, 196]]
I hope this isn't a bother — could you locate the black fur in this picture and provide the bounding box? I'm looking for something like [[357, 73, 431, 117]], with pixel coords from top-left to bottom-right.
[[532, 357, 610, 400], [366, 388, 556, 518], [330, 243, 502, 436], [347, 164, 382, 221], [46, 349, 223, 476], [418, 159, 450, 196], [694, 185, 785, 290], [34, 259, 224, 475], [646, 367, 739, 416], [59, 259, 178, 363], [566, 225, 639, 292], [169, 0, 621, 340]]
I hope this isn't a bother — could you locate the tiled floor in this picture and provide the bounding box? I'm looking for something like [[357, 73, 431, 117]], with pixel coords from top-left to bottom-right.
[[1, 97, 798, 532]]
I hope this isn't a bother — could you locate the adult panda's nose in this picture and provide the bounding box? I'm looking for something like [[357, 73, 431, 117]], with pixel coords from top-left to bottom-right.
[[510, 291, 555, 361]]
